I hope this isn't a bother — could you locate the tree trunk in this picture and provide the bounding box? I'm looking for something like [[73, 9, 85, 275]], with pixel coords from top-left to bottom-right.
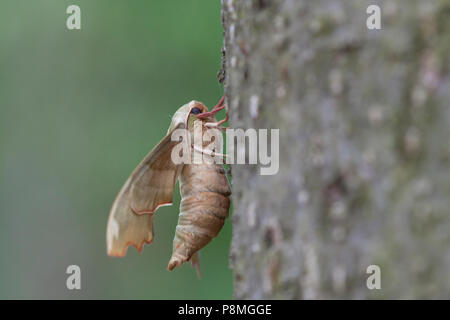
[[222, 0, 450, 299]]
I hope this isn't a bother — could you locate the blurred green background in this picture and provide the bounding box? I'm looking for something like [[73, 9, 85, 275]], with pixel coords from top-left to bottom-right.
[[0, 0, 232, 299]]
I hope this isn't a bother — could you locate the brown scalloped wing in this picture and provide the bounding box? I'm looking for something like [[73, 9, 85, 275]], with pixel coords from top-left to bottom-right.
[[106, 124, 183, 257]]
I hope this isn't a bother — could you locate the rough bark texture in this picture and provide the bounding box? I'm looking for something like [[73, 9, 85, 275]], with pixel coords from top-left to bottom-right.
[[223, 0, 450, 299]]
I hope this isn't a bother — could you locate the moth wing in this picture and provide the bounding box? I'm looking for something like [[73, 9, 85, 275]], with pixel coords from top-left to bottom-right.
[[107, 123, 184, 257]]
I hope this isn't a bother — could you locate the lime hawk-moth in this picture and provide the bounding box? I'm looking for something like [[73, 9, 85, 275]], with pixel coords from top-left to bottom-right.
[[106, 97, 230, 275]]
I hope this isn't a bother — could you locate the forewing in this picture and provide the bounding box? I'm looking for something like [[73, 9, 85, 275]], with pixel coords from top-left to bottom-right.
[[106, 124, 183, 257]]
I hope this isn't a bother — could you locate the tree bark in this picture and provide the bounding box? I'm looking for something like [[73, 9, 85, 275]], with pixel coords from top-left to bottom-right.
[[222, 0, 450, 299]]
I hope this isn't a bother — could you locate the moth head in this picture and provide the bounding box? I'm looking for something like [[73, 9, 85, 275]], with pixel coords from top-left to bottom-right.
[[168, 100, 222, 135], [188, 102, 210, 118], [187, 101, 216, 130]]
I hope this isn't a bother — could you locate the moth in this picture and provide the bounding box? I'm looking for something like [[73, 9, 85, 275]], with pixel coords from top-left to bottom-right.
[[106, 96, 230, 275]]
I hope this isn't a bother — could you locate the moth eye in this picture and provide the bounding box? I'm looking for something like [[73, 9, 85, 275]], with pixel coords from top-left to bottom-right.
[[191, 107, 202, 115]]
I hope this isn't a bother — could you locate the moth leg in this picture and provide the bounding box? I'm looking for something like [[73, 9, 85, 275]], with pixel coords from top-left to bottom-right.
[[192, 144, 229, 159], [205, 124, 227, 131], [213, 95, 225, 110], [218, 110, 229, 125], [197, 96, 226, 119], [205, 110, 229, 128]]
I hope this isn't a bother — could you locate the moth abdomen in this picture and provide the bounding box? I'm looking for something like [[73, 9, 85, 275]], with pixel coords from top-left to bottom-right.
[[168, 164, 231, 271], [179, 195, 228, 235], [180, 192, 230, 218]]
